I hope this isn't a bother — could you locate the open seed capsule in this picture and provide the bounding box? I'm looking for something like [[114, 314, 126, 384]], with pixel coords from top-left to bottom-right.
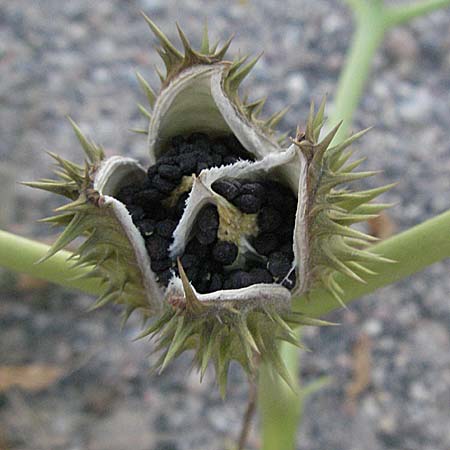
[[28, 17, 392, 394]]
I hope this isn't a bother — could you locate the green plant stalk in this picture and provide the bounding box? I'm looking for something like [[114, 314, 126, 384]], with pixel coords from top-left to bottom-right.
[[258, 329, 302, 450], [331, 1, 386, 143], [0, 230, 100, 295]]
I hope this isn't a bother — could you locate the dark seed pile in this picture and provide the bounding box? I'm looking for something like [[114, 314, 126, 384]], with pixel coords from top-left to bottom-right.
[[116, 133, 297, 293]]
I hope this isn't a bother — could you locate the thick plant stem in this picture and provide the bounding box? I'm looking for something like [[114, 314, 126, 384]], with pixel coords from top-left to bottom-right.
[[258, 330, 302, 450], [0, 230, 101, 295], [331, 1, 386, 143]]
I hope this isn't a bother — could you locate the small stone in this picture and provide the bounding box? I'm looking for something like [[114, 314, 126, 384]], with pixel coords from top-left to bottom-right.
[[211, 179, 240, 201], [212, 241, 238, 265], [234, 194, 262, 214]]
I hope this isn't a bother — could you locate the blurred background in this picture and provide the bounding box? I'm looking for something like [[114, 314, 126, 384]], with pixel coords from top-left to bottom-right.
[[1, 1, 450, 449]]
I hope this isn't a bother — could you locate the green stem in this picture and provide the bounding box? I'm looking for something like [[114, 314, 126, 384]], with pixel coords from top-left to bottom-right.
[[0, 230, 101, 296], [331, 1, 387, 143], [258, 330, 302, 450], [385, 0, 450, 27]]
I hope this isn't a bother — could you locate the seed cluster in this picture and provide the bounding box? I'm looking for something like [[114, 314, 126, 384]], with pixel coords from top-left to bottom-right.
[[116, 133, 296, 293]]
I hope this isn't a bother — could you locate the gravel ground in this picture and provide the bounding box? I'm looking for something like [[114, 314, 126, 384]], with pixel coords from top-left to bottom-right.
[[1, 1, 450, 449]]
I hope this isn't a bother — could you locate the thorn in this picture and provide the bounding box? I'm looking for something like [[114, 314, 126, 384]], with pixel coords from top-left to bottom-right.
[[227, 52, 262, 91], [141, 13, 182, 60], [177, 258, 205, 314], [200, 20, 209, 54], [135, 71, 156, 107]]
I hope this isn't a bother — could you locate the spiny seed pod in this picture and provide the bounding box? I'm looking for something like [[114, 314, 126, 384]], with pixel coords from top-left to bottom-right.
[[27, 16, 393, 394]]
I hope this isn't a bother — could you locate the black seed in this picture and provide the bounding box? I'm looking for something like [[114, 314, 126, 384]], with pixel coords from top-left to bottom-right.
[[171, 135, 186, 148], [147, 165, 158, 180], [134, 188, 166, 204], [158, 269, 173, 286], [157, 155, 177, 165], [142, 201, 168, 221], [188, 132, 209, 149], [249, 267, 273, 284], [264, 181, 296, 212], [278, 223, 294, 244], [197, 205, 219, 232], [138, 219, 156, 237], [280, 242, 294, 258], [128, 205, 145, 221], [209, 273, 223, 292], [241, 182, 265, 200], [146, 235, 170, 260], [174, 192, 189, 218], [267, 252, 292, 280], [211, 140, 228, 156], [258, 206, 282, 233], [223, 270, 253, 290], [196, 162, 210, 173], [223, 156, 239, 165], [156, 219, 177, 239], [158, 164, 182, 181], [180, 254, 198, 269], [151, 258, 172, 272], [178, 152, 198, 174], [185, 238, 209, 258], [210, 153, 223, 167], [152, 174, 176, 194], [116, 184, 141, 204], [234, 194, 262, 214], [211, 179, 240, 201], [185, 266, 199, 283], [212, 241, 238, 265], [253, 232, 279, 256], [282, 271, 296, 289], [196, 228, 217, 246]]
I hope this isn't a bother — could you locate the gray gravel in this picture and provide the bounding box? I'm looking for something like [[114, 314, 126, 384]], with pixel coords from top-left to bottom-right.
[[1, 1, 450, 449]]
